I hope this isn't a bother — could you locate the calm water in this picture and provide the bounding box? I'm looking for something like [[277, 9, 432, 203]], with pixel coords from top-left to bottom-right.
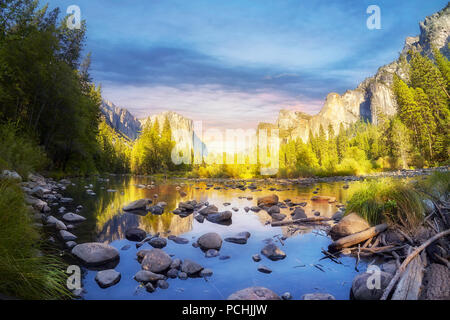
[[58, 176, 371, 300]]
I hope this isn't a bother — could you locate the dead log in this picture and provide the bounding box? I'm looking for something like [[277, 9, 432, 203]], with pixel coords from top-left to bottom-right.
[[271, 216, 331, 227], [381, 228, 450, 300], [328, 224, 388, 251], [391, 254, 424, 300]]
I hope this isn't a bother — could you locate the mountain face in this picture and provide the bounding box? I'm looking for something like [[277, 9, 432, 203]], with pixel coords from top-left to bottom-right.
[[100, 100, 142, 140], [268, 4, 450, 143]]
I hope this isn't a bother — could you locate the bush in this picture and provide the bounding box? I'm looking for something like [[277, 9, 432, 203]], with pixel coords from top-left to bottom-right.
[[0, 180, 71, 299], [0, 123, 47, 177]]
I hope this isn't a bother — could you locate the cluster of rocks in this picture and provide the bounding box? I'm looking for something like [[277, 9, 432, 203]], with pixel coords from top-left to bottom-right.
[[226, 287, 336, 300]]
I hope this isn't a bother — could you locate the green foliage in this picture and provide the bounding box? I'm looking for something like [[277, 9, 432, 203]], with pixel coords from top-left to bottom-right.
[[346, 179, 425, 229], [0, 122, 47, 177], [416, 171, 450, 200], [0, 179, 71, 299], [96, 119, 131, 173]]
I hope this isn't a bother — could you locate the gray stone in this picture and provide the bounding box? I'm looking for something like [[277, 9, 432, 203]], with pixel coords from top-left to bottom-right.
[[157, 279, 169, 289], [72, 242, 120, 267], [95, 269, 121, 288], [149, 237, 167, 249], [195, 214, 205, 223], [62, 212, 86, 223], [125, 228, 147, 242], [292, 207, 307, 219], [134, 270, 165, 283], [141, 249, 172, 273], [205, 249, 220, 258], [257, 265, 272, 274], [181, 259, 203, 276], [170, 258, 182, 270], [65, 241, 77, 249], [227, 287, 281, 300], [261, 243, 286, 261], [206, 211, 232, 224], [123, 198, 151, 211], [252, 254, 261, 262], [329, 213, 370, 240], [178, 272, 188, 280], [145, 282, 155, 292], [282, 292, 292, 300], [167, 268, 179, 278], [302, 293, 336, 300], [197, 232, 222, 250], [351, 271, 392, 300], [59, 230, 77, 241], [200, 268, 213, 277], [225, 232, 251, 244]]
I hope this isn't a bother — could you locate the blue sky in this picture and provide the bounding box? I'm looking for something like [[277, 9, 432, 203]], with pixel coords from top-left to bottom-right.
[[47, 0, 448, 129]]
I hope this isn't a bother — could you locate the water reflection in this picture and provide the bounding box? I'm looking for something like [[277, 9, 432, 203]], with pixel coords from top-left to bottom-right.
[[63, 176, 367, 300]]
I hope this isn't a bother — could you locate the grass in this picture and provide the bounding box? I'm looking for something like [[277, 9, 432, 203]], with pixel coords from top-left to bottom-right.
[[346, 178, 426, 230], [415, 171, 450, 201], [0, 179, 72, 300]]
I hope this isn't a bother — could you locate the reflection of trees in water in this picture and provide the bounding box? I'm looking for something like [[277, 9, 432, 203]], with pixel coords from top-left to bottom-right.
[[93, 177, 194, 242]]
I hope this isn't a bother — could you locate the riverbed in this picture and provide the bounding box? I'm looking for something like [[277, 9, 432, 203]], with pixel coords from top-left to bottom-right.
[[56, 176, 372, 300]]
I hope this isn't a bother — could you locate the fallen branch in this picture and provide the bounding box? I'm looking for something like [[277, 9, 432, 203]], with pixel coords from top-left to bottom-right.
[[271, 216, 331, 227], [381, 229, 450, 300], [328, 224, 388, 251]]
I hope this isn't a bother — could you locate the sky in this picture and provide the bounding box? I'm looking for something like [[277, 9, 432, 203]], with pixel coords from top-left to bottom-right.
[[47, 0, 449, 129]]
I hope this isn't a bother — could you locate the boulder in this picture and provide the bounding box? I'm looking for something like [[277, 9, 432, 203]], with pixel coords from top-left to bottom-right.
[[125, 228, 147, 242], [206, 211, 232, 224], [149, 237, 167, 249], [59, 230, 77, 241], [420, 263, 450, 300], [302, 293, 335, 300], [257, 195, 279, 207], [351, 271, 393, 300], [261, 243, 286, 261], [95, 269, 121, 288], [198, 205, 219, 216], [167, 268, 179, 279], [170, 258, 182, 269], [134, 270, 165, 283], [149, 205, 164, 215], [123, 199, 151, 211], [292, 207, 307, 220], [267, 206, 280, 214], [62, 212, 86, 223], [168, 235, 189, 244], [140, 249, 172, 273], [157, 279, 169, 289], [72, 243, 120, 267], [331, 211, 345, 221], [329, 213, 370, 239], [197, 232, 222, 250], [181, 259, 204, 276], [227, 287, 281, 300], [200, 268, 213, 277], [225, 232, 251, 245]]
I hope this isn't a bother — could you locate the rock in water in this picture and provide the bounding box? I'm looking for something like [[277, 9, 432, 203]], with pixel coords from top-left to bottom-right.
[[257, 265, 272, 274], [224, 232, 251, 244], [261, 243, 286, 261], [329, 213, 370, 239], [257, 195, 279, 207], [134, 270, 165, 283], [181, 259, 203, 276], [292, 207, 307, 219], [59, 230, 77, 241], [72, 243, 120, 267], [227, 287, 281, 300], [252, 254, 261, 262], [302, 293, 335, 300], [123, 199, 151, 211], [95, 269, 121, 288], [351, 271, 392, 300], [200, 269, 213, 277], [311, 195, 336, 203], [125, 228, 147, 242], [140, 249, 172, 273], [149, 237, 167, 249], [206, 211, 232, 224], [62, 212, 86, 223], [197, 232, 223, 250]]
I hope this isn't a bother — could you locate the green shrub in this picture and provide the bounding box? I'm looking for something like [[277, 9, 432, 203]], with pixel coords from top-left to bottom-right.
[[0, 180, 71, 299], [0, 123, 47, 177]]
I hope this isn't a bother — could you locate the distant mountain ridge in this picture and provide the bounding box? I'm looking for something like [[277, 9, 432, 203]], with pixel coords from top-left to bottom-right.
[[262, 3, 450, 143]]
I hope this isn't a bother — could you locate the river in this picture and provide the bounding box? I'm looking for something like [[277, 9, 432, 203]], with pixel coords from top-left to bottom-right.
[[59, 175, 372, 300]]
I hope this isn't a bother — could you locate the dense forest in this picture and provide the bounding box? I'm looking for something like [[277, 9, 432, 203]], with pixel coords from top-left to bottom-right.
[[0, 1, 448, 181]]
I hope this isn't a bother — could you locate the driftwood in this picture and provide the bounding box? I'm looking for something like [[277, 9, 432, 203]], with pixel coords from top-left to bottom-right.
[[381, 229, 450, 300], [271, 216, 331, 227], [328, 224, 388, 251], [391, 253, 424, 300]]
